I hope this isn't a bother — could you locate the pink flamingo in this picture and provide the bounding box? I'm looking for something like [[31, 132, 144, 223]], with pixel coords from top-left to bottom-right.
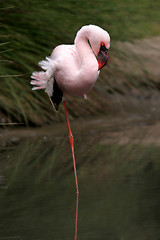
[[31, 24, 110, 239]]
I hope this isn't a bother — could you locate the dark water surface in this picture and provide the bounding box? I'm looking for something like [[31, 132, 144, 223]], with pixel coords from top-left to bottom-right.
[[0, 116, 160, 240]]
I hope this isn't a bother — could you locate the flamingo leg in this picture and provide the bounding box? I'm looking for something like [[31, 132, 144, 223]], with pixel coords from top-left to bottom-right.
[[63, 100, 79, 194], [63, 100, 79, 240]]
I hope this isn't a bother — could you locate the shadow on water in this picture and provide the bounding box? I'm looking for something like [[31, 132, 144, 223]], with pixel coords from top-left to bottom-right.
[[0, 116, 160, 240]]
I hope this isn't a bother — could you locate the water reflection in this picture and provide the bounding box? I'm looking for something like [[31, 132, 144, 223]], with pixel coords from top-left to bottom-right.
[[0, 119, 160, 239]]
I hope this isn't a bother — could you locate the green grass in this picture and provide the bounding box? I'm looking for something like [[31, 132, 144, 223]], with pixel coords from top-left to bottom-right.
[[1, 0, 160, 125]]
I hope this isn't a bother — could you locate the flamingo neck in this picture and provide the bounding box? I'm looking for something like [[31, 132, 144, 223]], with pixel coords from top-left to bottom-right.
[[74, 29, 97, 68]]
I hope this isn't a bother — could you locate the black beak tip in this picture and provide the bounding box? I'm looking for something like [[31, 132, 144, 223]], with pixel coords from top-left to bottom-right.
[[98, 46, 109, 70]]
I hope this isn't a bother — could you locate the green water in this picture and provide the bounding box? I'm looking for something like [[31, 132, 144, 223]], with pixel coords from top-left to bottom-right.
[[0, 117, 160, 240]]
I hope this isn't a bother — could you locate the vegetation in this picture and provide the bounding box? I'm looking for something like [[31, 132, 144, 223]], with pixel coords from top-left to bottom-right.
[[1, 0, 160, 125]]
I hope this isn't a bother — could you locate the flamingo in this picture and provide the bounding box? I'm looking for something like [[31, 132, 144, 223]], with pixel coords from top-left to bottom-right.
[[31, 24, 110, 239]]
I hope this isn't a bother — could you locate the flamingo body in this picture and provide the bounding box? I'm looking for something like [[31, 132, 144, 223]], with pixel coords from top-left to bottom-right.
[[31, 25, 110, 109]]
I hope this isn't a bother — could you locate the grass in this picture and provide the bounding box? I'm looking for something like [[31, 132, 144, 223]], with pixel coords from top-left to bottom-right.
[[1, 0, 160, 125]]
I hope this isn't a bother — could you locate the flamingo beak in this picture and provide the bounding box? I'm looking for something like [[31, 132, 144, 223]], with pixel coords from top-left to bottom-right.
[[98, 44, 109, 70]]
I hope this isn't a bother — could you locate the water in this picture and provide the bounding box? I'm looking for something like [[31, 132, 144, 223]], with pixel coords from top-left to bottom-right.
[[0, 116, 160, 240]]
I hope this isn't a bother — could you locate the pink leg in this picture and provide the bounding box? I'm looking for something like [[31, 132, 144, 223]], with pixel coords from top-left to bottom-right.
[[63, 101, 79, 240], [74, 191, 79, 240], [63, 100, 79, 194]]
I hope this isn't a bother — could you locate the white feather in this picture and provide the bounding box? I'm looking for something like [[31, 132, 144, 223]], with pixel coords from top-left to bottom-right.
[[31, 57, 56, 95]]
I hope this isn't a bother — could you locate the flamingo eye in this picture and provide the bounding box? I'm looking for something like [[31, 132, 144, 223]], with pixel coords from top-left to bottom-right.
[[101, 42, 105, 46]]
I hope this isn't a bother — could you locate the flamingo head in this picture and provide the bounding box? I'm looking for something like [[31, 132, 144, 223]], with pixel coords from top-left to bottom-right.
[[75, 25, 110, 70], [87, 25, 110, 70], [97, 42, 109, 70]]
